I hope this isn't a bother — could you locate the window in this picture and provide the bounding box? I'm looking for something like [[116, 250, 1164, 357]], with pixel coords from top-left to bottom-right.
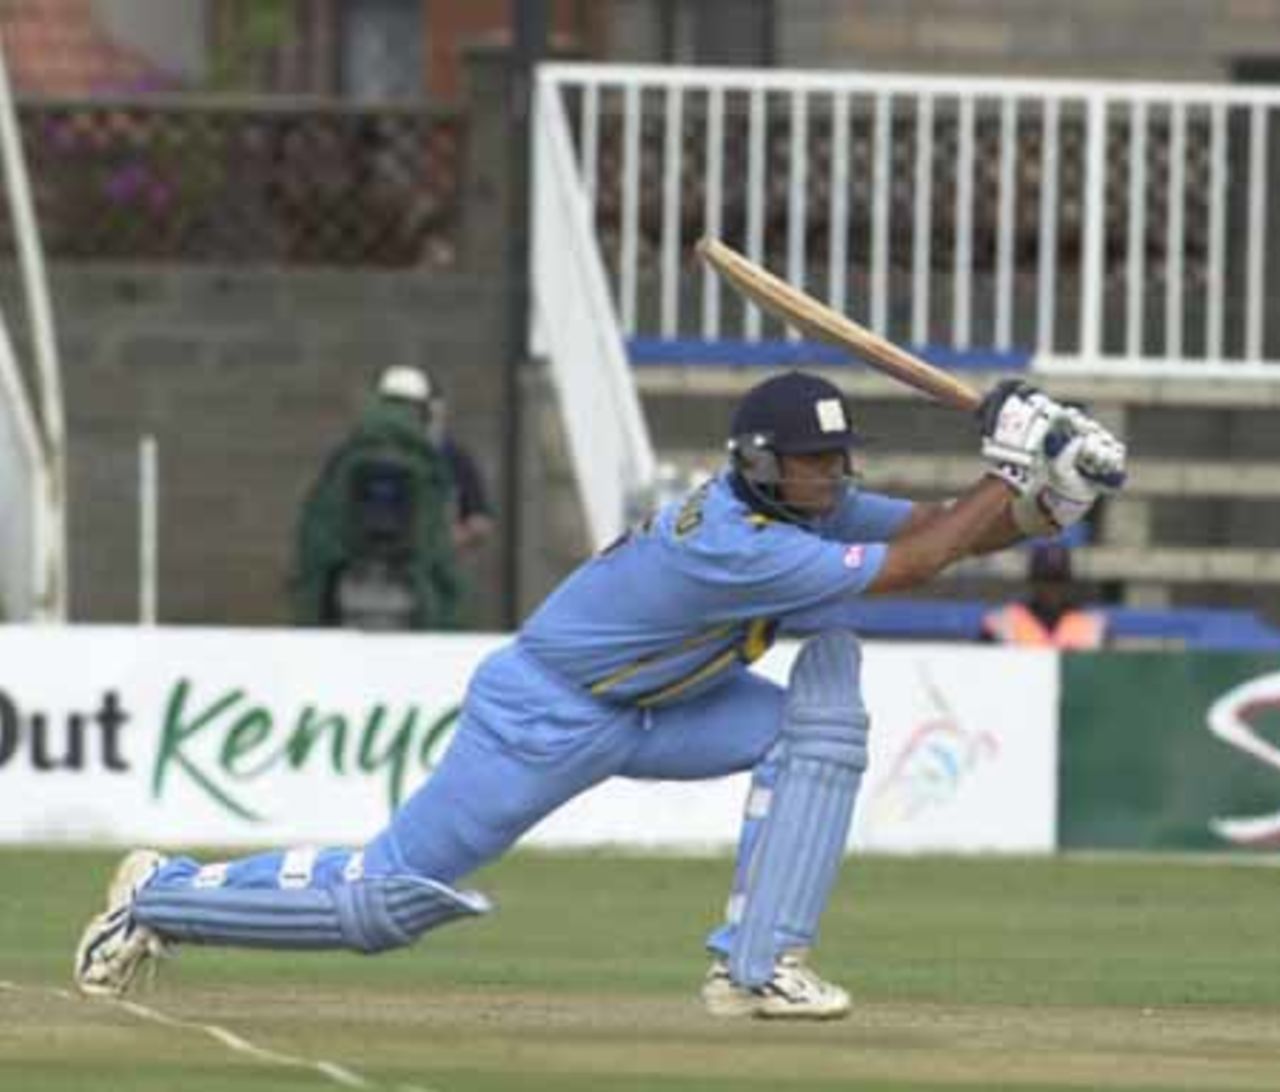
[[339, 0, 424, 101]]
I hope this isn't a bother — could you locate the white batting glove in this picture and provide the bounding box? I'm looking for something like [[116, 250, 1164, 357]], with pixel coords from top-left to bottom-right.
[[1040, 432, 1101, 529], [1058, 408, 1128, 493], [975, 380, 1067, 493], [1009, 429, 1101, 536]]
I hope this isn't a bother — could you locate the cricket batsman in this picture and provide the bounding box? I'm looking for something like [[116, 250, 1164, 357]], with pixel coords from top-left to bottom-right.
[[75, 370, 1125, 1019]]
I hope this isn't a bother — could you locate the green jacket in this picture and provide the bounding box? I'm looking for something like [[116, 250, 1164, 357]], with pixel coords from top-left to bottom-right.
[[291, 396, 463, 629]]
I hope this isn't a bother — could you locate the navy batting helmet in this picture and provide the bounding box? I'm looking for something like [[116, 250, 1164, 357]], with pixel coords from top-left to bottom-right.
[[729, 370, 859, 472], [727, 371, 860, 520]]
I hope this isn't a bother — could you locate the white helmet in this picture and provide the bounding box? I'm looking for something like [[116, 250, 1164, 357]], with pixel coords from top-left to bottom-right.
[[377, 365, 433, 405]]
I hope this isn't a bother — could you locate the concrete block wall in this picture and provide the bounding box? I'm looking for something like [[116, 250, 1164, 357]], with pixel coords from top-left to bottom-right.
[[603, 0, 1280, 81], [2, 265, 512, 627], [775, 0, 1280, 81]]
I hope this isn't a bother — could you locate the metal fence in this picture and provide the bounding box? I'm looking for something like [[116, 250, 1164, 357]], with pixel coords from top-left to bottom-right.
[[545, 63, 1280, 377], [1, 95, 465, 267]]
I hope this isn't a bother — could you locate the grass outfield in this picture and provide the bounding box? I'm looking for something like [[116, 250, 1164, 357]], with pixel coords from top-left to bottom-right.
[[3, 850, 1280, 1091]]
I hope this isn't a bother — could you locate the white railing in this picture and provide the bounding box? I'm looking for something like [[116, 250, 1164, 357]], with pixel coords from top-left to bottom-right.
[[542, 62, 1280, 379], [532, 68, 656, 550], [0, 37, 65, 620], [0, 318, 47, 620]]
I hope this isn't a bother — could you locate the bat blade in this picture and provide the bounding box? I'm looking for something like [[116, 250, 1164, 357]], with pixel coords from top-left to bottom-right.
[[697, 237, 981, 413]]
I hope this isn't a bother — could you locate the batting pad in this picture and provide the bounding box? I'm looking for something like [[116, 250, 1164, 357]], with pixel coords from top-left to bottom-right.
[[729, 631, 868, 987], [133, 875, 492, 953]]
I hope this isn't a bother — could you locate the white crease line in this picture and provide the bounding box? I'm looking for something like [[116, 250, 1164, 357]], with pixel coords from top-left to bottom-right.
[[118, 999, 355, 1077], [1, 980, 444, 1091]]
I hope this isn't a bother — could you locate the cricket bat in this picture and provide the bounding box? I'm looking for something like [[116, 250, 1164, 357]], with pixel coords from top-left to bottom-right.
[[697, 237, 981, 413]]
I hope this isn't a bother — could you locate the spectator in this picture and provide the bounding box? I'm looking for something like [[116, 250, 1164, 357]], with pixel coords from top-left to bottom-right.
[[981, 542, 1109, 648], [291, 366, 462, 631], [421, 373, 495, 557]]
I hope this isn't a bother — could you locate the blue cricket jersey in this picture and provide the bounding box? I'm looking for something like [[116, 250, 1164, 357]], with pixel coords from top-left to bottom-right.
[[518, 472, 912, 708]]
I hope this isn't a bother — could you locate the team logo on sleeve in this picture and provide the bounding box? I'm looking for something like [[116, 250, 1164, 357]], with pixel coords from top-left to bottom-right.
[[842, 544, 866, 569]]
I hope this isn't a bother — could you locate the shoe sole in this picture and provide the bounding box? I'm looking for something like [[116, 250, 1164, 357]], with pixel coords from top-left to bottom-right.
[[703, 984, 852, 1020], [755, 1003, 851, 1020], [706, 999, 852, 1020]]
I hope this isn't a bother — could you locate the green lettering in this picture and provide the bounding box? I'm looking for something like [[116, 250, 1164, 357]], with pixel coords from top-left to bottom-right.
[[153, 680, 263, 822], [357, 706, 419, 810], [417, 706, 461, 771], [287, 707, 348, 771], [220, 709, 274, 777], [153, 685, 463, 822]]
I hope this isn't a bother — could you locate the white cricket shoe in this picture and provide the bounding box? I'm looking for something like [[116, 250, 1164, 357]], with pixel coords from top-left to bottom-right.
[[701, 951, 852, 1020], [74, 849, 169, 998]]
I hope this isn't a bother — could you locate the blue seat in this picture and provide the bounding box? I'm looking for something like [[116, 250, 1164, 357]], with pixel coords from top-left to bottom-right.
[[825, 597, 1280, 650], [628, 338, 1032, 372], [1104, 606, 1280, 650]]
